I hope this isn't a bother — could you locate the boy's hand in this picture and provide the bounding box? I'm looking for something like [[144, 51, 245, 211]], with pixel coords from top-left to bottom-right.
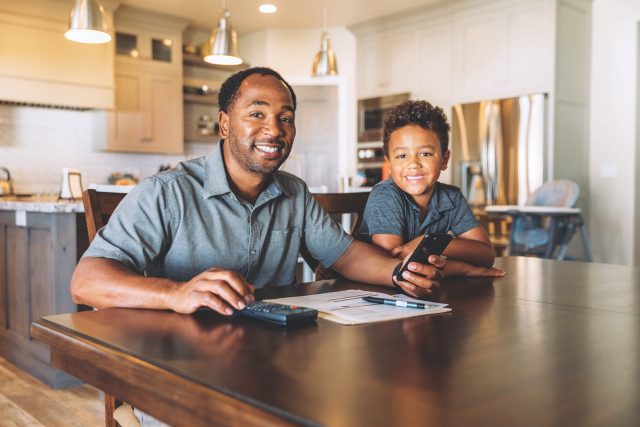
[[462, 265, 505, 277], [390, 241, 418, 259], [443, 259, 505, 277], [393, 255, 447, 298]]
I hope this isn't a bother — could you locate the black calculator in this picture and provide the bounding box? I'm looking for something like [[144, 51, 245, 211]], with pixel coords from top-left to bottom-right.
[[238, 301, 318, 326]]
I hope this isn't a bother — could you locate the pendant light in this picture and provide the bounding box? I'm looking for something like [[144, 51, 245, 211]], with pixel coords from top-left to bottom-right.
[[64, 0, 111, 44], [311, 2, 338, 77], [204, 0, 242, 66]]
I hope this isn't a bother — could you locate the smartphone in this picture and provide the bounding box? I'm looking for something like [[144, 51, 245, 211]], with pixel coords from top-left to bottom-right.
[[395, 233, 453, 282]]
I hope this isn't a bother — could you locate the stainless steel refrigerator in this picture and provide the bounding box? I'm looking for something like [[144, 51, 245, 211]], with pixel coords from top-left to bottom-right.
[[451, 94, 546, 206]]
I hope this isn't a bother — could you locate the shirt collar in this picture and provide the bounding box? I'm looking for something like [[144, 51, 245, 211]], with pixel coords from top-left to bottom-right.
[[203, 140, 291, 201], [203, 141, 233, 197], [404, 182, 456, 224]]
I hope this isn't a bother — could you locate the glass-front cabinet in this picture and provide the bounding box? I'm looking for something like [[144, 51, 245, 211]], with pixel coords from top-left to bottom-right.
[[94, 7, 189, 154], [114, 27, 179, 66]]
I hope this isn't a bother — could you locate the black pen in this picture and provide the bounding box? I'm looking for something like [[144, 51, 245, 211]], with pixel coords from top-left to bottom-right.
[[362, 296, 425, 309]]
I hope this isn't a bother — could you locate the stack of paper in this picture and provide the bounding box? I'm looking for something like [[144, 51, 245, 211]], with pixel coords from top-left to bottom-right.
[[266, 289, 451, 325]]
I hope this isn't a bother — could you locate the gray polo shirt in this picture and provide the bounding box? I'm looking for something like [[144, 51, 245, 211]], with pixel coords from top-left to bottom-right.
[[84, 142, 353, 288], [357, 179, 479, 243]]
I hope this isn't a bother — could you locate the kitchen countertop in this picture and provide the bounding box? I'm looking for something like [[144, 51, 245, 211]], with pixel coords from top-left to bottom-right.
[[0, 195, 84, 213]]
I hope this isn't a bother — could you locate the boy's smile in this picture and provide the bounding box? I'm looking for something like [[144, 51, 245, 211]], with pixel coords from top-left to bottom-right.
[[386, 124, 450, 209]]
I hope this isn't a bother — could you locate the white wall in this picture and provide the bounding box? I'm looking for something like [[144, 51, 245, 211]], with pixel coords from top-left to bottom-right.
[[0, 105, 211, 194], [239, 27, 359, 183], [239, 27, 357, 82], [589, 0, 640, 264]]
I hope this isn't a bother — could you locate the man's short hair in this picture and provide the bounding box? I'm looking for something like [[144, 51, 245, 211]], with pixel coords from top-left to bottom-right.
[[218, 67, 297, 113], [383, 100, 450, 156]]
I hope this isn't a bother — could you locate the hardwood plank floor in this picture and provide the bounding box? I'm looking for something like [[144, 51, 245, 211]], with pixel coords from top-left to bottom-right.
[[0, 357, 103, 426]]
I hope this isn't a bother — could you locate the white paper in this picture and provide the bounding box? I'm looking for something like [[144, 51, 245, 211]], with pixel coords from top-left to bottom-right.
[[266, 289, 451, 325]]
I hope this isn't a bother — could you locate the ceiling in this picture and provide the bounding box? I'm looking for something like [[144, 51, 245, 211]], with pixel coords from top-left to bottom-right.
[[119, 0, 444, 34]]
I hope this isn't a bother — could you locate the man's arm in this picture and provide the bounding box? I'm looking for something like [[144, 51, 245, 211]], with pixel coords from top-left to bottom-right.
[[71, 257, 254, 315], [331, 240, 447, 298]]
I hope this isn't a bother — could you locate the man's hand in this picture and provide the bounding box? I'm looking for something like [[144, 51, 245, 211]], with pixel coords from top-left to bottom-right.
[[172, 268, 255, 315], [393, 254, 447, 298]]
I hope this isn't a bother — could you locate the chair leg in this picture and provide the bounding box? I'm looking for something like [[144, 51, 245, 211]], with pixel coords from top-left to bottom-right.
[[544, 218, 559, 258], [105, 393, 121, 427], [554, 222, 576, 260], [579, 221, 593, 261]]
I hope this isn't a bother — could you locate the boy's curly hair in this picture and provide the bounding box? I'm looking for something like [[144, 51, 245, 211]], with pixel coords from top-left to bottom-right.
[[383, 100, 450, 156]]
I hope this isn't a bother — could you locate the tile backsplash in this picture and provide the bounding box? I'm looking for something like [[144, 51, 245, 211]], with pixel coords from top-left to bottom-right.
[[0, 105, 212, 194]]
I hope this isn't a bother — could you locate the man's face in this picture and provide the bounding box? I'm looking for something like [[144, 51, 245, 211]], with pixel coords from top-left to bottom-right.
[[219, 74, 296, 175]]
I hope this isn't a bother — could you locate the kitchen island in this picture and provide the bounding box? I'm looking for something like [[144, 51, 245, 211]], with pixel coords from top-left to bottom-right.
[[0, 196, 88, 388]]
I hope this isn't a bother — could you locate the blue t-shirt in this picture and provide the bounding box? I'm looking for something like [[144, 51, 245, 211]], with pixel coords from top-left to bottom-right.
[[357, 179, 479, 243]]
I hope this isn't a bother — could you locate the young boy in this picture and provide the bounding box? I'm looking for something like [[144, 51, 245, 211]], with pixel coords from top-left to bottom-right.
[[358, 100, 503, 277]]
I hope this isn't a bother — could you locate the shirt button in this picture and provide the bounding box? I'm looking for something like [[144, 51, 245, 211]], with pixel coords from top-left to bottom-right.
[[251, 250, 256, 254]]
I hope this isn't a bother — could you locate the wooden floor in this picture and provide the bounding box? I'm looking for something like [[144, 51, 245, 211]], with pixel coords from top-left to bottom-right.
[[0, 357, 103, 426]]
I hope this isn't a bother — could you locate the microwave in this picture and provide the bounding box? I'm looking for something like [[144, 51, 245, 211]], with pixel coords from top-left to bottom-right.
[[357, 93, 410, 142]]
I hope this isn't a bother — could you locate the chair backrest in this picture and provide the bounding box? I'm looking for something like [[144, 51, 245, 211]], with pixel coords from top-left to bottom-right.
[[526, 180, 579, 208], [82, 189, 127, 243], [312, 192, 370, 235]]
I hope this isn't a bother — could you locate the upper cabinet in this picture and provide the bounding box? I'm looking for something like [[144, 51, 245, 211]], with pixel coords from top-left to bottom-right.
[[353, 0, 553, 103], [357, 33, 416, 98], [93, 6, 189, 154], [0, 0, 116, 109]]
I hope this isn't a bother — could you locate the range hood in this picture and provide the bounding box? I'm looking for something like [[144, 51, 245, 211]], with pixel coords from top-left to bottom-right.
[[0, 0, 117, 110]]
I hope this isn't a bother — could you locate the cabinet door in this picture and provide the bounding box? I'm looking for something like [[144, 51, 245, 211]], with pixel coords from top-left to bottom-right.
[[147, 74, 183, 153], [104, 68, 183, 153], [105, 71, 144, 151], [358, 33, 416, 97], [415, 24, 453, 106], [453, 12, 508, 101], [385, 33, 416, 95]]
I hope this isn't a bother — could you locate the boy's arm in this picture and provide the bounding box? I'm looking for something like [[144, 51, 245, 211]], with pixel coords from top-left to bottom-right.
[[389, 226, 496, 268], [371, 234, 404, 252]]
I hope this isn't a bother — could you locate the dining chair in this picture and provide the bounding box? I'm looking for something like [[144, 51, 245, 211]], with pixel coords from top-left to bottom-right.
[[82, 189, 139, 427], [302, 192, 371, 280], [83, 189, 127, 242]]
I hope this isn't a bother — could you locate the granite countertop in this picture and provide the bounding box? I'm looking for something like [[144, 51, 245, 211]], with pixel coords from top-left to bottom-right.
[[0, 195, 84, 213]]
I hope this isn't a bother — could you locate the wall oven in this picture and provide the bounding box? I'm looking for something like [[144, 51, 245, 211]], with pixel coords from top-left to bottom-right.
[[357, 93, 410, 186]]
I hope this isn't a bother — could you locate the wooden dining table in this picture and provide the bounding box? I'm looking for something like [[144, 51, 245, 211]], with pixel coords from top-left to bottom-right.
[[32, 256, 640, 426]]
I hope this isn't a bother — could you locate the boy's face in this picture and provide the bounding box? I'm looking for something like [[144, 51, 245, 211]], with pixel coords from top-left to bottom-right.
[[385, 125, 450, 201]]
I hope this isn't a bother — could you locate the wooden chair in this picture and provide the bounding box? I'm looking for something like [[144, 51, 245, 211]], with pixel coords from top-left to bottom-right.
[[304, 192, 370, 279], [83, 189, 127, 242], [82, 189, 135, 427], [312, 192, 370, 235]]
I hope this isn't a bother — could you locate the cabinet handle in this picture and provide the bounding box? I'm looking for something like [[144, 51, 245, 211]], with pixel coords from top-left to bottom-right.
[[141, 137, 152, 143]]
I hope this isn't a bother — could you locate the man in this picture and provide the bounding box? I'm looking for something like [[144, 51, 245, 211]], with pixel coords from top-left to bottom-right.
[[72, 67, 501, 315]]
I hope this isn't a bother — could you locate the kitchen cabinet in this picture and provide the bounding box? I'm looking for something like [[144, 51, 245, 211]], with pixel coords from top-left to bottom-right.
[[94, 6, 188, 154], [101, 61, 184, 153], [451, 1, 552, 101], [354, 0, 553, 102], [357, 33, 415, 98], [0, 207, 88, 388]]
